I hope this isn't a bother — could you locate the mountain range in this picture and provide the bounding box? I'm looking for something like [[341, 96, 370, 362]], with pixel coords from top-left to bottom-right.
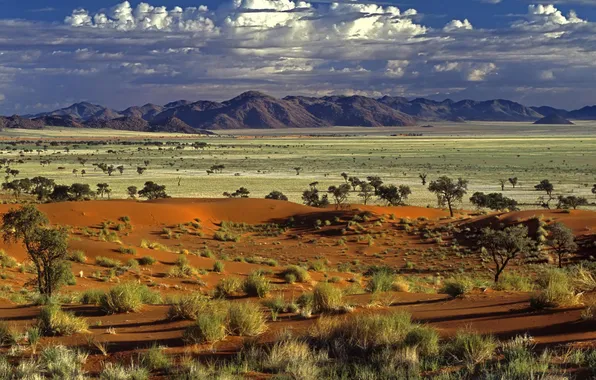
[[1, 91, 594, 134]]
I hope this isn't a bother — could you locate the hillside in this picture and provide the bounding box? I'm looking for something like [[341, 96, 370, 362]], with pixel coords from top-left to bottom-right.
[[534, 114, 574, 125]]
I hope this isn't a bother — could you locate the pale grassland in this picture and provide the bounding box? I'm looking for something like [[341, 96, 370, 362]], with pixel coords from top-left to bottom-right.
[[0, 124, 594, 209]]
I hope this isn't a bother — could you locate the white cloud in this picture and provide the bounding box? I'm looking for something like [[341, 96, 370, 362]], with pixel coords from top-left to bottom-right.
[[513, 4, 587, 30], [443, 19, 473, 32]]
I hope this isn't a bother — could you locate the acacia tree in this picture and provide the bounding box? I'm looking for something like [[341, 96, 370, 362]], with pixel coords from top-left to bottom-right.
[[348, 176, 362, 191], [358, 182, 375, 205], [302, 187, 329, 208], [377, 184, 412, 206], [428, 176, 468, 217], [535, 179, 555, 209], [127, 186, 138, 199], [1, 206, 69, 297], [508, 177, 518, 189], [499, 179, 506, 191], [479, 225, 535, 283], [592, 184, 596, 198], [265, 191, 288, 201], [557, 195, 588, 210], [138, 181, 168, 200], [96, 183, 110, 199], [341, 172, 349, 184], [366, 176, 383, 195], [328, 184, 351, 209], [546, 222, 577, 268], [419, 173, 428, 186]]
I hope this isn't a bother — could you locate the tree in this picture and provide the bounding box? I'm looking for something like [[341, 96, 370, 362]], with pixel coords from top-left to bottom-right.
[[499, 179, 506, 191], [1, 206, 69, 297], [419, 173, 428, 186], [341, 172, 349, 184], [366, 176, 383, 195], [348, 176, 362, 191], [479, 225, 535, 283], [535, 179, 554, 196], [546, 222, 577, 268], [358, 182, 375, 205], [117, 165, 124, 175], [328, 184, 351, 209], [107, 165, 115, 176], [592, 184, 596, 198], [49, 185, 71, 202], [127, 186, 138, 199], [31, 176, 55, 201], [294, 167, 303, 176], [224, 187, 250, 198], [81, 170, 86, 177], [137, 167, 146, 175], [69, 183, 93, 201], [96, 183, 110, 199], [508, 177, 518, 189], [470, 192, 518, 211], [265, 191, 288, 201], [138, 181, 168, 200], [302, 188, 329, 208], [72, 169, 78, 177], [428, 176, 468, 217], [557, 195, 588, 210], [377, 184, 411, 206]]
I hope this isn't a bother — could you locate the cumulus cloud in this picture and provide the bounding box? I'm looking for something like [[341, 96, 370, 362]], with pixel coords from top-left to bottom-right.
[[443, 19, 473, 32], [1, 1, 596, 113]]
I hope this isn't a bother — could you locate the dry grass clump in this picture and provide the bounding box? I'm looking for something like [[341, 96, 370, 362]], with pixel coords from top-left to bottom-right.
[[100, 282, 162, 314], [227, 302, 268, 337], [37, 304, 88, 336], [313, 282, 345, 313], [281, 265, 311, 283], [441, 277, 473, 298], [530, 269, 580, 309], [243, 271, 271, 298], [167, 294, 210, 320], [213, 277, 242, 298]]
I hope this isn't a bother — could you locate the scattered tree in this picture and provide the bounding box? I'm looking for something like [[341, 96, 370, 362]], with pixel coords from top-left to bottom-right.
[[535, 180, 555, 209], [328, 184, 351, 209], [366, 176, 383, 194], [546, 222, 578, 268], [557, 195, 588, 210], [499, 179, 506, 191], [96, 183, 110, 199], [508, 177, 518, 189], [138, 181, 168, 200], [127, 186, 138, 199], [224, 187, 250, 198], [377, 184, 411, 206], [302, 187, 329, 208], [358, 182, 375, 205], [136, 167, 146, 175], [428, 176, 468, 217], [348, 176, 362, 191], [470, 192, 518, 211], [265, 191, 288, 201], [341, 172, 349, 184], [419, 173, 428, 186], [479, 225, 535, 283], [294, 167, 303, 176], [68, 183, 94, 201]]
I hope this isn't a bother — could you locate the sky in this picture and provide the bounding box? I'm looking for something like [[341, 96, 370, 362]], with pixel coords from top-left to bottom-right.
[[1, 0, 596, 114]]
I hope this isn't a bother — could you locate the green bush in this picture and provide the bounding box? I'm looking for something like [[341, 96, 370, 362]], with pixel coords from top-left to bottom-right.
[[96, 256, 122, 268], [313, 282, 344, 313], [448, 329, 497, 367], [213, 261, 225, 273], [167, 294, 210, 320], [183, 309, 227, 344], [99, 362, 150, 380], [243, 271, 271, 298], [227, 302, 267, 336], [281, 265, 310, 283], [68, 250, 87, 263], [137, 256, 157, 266], [213, 277, 242, 298], [441, 277, 473, 298], [117, 246, 137, 255], [530, 269, 579, 309], [494, 272, 534, 292], [214, 231, 240, 242], [80, 289, 105, 305], [0, 250, 17, 268], [40, 345, 88, 379], [0, 321, 17, 346], [404, 325, 440, 356], [366, 269, 396, 293], [264, 338, 325, 379], [100, 282, 161, 314], [37, 304, 88, 336], [141, 344, 171, 371]]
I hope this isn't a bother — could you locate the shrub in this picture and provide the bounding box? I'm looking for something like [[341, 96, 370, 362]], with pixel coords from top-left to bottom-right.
[[68, 250, 87, 263], [100, 282, 161, 314], [37, 304, 88, 336], [367, 269, 396, 293], [0, 321, 17, 346], [243, 271, 271, 298], [213, 277, 242, 298], [530, 269, 579, 309], [227, 302, 267, 336], [41, 345, 88, 379], [213, 261, 225, 273], [117, 246, 137, 255], [441, 277, 473, 298], [96, 256, 122, 268], [494, 272, 534, 292], [281, 265, 310, 283], [448, 329, 497, 367], [99, 362, 150, 380], [313, 282, 344, 313], [264, 338, 325, 379], [214, 231, 240, 242], [137, 256, 156, 266], [167, 294, 209, 320], [183, 309, 227, 344], [141, 344, 171, 371], [80, 289, 105, 305], [404, 325, 440, 356]]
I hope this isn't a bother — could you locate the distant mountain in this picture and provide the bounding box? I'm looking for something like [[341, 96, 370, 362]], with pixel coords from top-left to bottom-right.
[[534, 114, 574, 125], [120, 104, 164, 121], [568, 106, 596, 120], [7, 91, 596, 133], [34, 102, 122, 121], [286, 95, 415, 126]]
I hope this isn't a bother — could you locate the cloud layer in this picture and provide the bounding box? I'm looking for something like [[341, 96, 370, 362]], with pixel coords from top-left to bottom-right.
[[0, 1, 596, 113]]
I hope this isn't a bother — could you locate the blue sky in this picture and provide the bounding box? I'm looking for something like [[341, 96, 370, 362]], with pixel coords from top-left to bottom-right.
[[1, 0, 596, 113]]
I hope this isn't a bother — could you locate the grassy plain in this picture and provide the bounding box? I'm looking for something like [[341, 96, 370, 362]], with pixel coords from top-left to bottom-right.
[[0, 123, 594, 210]]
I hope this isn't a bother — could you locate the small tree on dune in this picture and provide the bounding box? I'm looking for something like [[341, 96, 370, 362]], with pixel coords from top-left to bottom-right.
[[358, 182, 375, 205], [557, 195, 588, 210], [68, 183, 94, 201], [479, 225, 535, 283], [96, 183, 110, 199], [302, 187, 329, 208], [1, 206, 70, 298], [348, 176, 362, 191], [139, 181, 168, 200], [328, 184, 351, 209], [428, 176, 468, 217], [535, 179, 555, 209], [265, 191, 288, 201], [366, 176, 383, 195], [546, 222, 578, 268], [127, 186, 138, 199], [377, 184, 411, 206]]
